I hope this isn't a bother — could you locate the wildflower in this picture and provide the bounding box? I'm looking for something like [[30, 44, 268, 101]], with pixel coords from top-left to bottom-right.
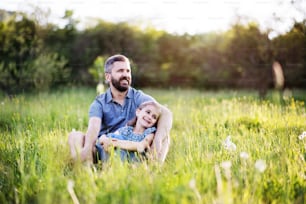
[[240, 152, 249, 160], [72, 128, 76, 132], [298, 132, 306, 140], [220, 161, 232, 170], [189, 178, 196, 189], [223, 136, 236, 151], [255, 159, 267, 173]]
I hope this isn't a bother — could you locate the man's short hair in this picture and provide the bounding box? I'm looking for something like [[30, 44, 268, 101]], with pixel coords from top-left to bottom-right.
[[104, 54, 130, 73]]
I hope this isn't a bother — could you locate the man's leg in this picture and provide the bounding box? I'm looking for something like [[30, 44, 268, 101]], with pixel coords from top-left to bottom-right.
[[68, 131, 85, 161]]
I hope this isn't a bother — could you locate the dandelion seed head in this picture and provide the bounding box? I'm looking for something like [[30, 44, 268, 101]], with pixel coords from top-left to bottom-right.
[[220, 161, 232, 170], [67, 179, 74, 189], [189, 178, 196, 189], [255, 159, 267, 173], [240, 152, 249, 160], [298, 132, 306, 140], [223, 135, 237, 151]]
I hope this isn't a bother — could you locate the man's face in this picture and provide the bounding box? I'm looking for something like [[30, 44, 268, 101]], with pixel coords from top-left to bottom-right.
[[107, 61, 132, 92]]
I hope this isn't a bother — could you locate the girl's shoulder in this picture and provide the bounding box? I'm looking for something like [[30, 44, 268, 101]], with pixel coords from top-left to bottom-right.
[[143, 127, 156, 136]]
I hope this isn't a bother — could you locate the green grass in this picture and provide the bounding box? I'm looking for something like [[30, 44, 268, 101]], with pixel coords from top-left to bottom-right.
[[0, 88, 305, 204]]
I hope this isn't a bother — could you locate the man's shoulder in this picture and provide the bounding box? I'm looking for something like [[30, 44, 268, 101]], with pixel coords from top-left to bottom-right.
[[95, 89, 111, 104], [128, 87, 155, 101], [129, 87, 144, 95]]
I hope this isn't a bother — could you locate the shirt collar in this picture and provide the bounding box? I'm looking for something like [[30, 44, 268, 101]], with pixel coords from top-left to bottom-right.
[[126, 87, 133, 99], [106, 87, 132, 103]]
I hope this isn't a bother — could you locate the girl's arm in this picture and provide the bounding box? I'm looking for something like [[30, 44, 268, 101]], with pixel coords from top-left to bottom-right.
[[99, 134, 155, 152], [115, 133, 154, 152]]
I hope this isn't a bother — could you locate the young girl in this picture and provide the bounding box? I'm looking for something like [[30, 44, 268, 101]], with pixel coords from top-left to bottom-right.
[[96, 101, 161, 162]]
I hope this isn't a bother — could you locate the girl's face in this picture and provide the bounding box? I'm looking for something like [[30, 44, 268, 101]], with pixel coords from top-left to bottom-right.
[[136, 104, 160, 128]]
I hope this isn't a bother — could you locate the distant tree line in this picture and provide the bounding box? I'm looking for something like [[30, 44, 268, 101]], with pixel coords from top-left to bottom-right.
[[0, 9, 305, 94]]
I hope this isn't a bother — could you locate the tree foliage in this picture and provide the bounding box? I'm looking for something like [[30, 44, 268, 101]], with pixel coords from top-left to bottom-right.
[[0, 9, 305, 93], [0, 11, 69, 93]]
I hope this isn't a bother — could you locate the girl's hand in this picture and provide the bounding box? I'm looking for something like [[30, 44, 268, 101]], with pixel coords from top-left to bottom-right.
[[99, 135, 115, 152]]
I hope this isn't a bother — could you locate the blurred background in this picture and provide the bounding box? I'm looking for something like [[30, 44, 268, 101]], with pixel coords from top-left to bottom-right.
[[0, 0, 305, 96]]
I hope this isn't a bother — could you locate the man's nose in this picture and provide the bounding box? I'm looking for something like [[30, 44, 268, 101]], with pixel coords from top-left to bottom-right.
[[122, 71, 129, 77]]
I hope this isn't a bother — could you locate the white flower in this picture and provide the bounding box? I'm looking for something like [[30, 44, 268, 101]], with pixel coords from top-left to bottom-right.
[[298, 132, 306, 140], [72, 128, 76, 132], [255, 159, 267, 173], [240, 152, 249, 160], [189, 178, 196, 189], [220, 161, 232, 170], [223, 135, 237, 151], [67, 179, 74, 189]]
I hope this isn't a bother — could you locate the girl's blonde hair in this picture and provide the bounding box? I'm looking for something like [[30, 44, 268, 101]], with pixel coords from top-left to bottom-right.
[[127, 101, 162, 127]]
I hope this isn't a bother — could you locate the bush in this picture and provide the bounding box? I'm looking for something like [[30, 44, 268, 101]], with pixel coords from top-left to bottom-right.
[[29, 52, 69, 91]]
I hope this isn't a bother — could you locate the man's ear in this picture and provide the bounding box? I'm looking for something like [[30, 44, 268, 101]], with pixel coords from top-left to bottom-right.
[[105, 73, 111, 83]]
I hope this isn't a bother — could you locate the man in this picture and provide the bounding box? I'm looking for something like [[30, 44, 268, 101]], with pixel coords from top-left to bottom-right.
[[68, 54, 172, 164]]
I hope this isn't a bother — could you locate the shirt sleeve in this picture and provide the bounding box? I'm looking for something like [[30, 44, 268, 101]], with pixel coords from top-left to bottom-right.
[[88, 99, 103, 118], [143, 127, 157, 137]]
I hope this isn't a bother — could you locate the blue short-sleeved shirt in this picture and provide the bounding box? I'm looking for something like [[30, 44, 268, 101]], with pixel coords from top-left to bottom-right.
[[89, 87, 155, 137]]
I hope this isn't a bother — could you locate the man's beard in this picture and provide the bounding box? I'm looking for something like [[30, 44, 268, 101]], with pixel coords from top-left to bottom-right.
[[111, 76, 130, 92]]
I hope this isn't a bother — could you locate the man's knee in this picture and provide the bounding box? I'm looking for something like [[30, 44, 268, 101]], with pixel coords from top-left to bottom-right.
[[68, 131, 85, 146]]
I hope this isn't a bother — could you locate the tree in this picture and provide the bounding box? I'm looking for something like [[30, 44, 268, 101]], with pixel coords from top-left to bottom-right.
[[272, 20, 306, 88], [225, 23, 273, 95], [0, 13, 38, 92]]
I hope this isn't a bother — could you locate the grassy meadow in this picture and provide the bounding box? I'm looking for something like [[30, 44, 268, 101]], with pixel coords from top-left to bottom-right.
[[0, 88, 305, 204]]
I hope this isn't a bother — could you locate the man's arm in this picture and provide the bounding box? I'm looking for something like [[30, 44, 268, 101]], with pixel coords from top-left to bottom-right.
[[80, 117, 101, 162], [152, 105, 173, 163]]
